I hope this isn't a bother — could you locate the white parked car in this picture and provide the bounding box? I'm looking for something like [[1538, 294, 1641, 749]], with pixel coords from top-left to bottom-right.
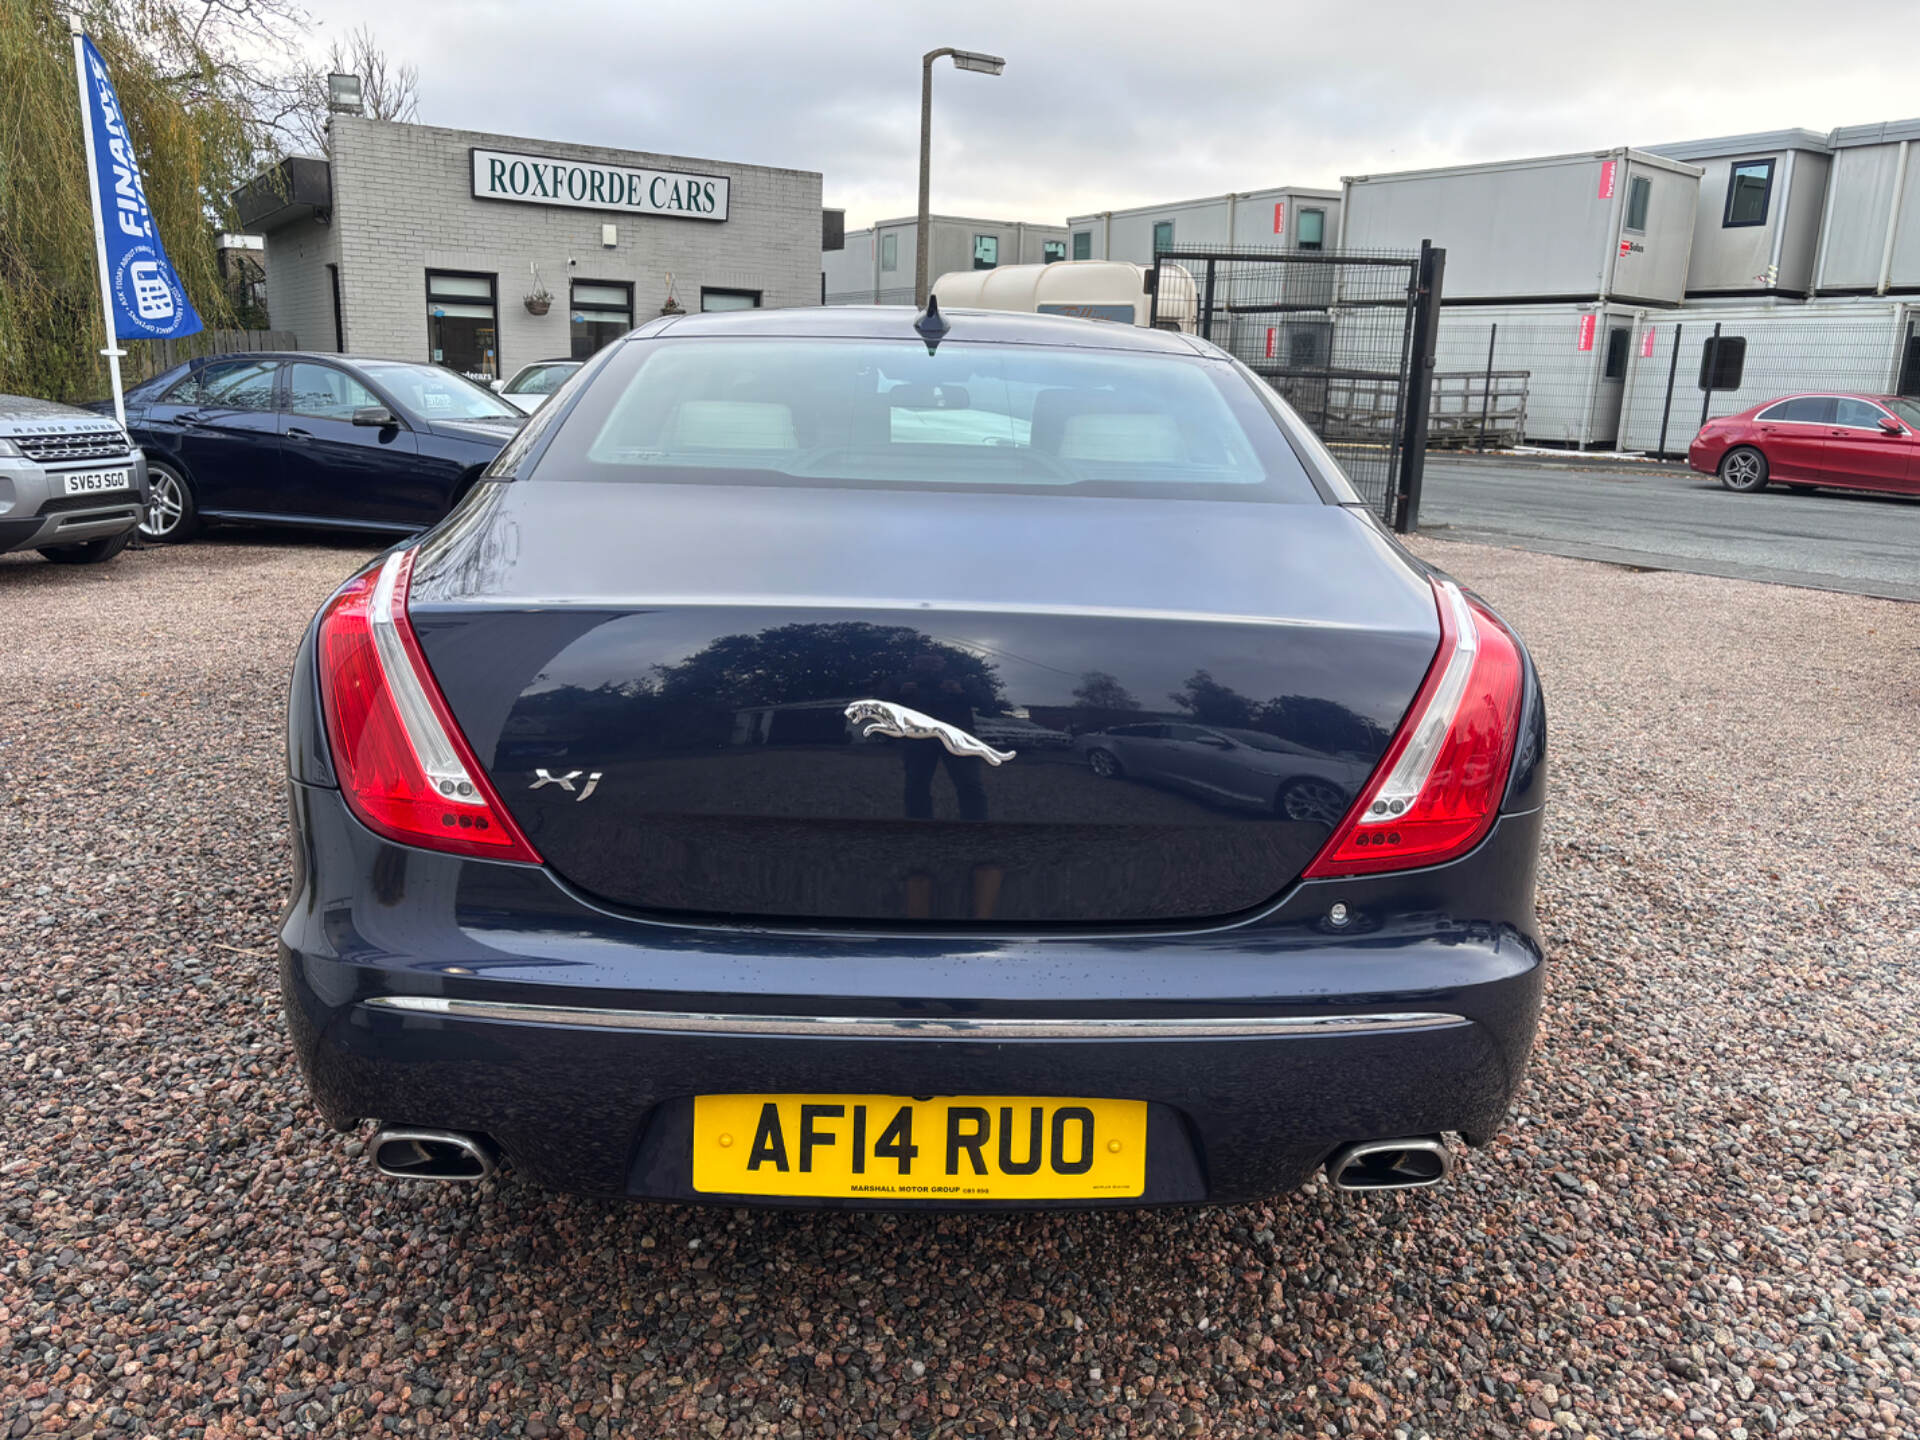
[[492, 359, 582, 413]]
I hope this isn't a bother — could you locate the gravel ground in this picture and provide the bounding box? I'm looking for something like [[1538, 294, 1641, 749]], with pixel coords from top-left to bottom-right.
[[3, 534, 1917, 1440]]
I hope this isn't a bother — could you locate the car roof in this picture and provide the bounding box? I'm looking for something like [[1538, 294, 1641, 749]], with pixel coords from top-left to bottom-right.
[[631, 305, 1213, 356], [1753, 392, 1900, 406]]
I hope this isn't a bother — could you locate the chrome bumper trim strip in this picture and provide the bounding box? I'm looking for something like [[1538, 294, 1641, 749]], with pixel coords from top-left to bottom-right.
[[362, 995, 1468, 1039]]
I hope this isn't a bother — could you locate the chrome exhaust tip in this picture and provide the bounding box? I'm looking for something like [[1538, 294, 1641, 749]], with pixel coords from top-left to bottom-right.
[[371, 1128, 497, 1183], [1326, 1137, 1451, 1192]]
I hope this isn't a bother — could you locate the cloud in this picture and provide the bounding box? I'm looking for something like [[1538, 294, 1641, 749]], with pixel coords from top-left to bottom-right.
[[302, 0, 1919, 228]]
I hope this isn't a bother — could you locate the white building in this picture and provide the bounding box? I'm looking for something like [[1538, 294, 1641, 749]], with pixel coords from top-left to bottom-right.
[[822, 215, 1069, 306], [1065, 186, 1340, 264], [236, 115, 824, 380]]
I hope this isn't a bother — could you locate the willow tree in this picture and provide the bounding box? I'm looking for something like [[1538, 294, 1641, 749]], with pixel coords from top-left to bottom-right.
[[0, 0, 282, 401]]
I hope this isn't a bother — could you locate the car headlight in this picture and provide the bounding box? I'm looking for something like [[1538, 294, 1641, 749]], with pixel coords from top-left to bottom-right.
[[0, 439, 21, 458]]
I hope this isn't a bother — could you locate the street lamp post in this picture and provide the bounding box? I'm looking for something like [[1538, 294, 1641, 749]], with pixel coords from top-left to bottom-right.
[[916, 47, 1005, 308]]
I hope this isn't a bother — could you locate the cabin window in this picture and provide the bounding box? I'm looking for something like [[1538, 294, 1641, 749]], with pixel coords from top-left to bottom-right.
[[1724, 159, 1775, 228], [1043, 240, 1066, 263], [1071, 231, 1092, 261], [881, 233, 898, 272], [972, 234, 999, 270], [1152, 220, 1174, 254], [1603, 327, 1629, 380], [1296, 209, 1325, 252], [1624, 176, 1652, 234], [1698, 335, 1746, 391]]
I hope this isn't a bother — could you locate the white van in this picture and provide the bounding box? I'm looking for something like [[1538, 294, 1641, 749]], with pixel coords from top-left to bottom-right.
[[931, 260, 1199, 332]]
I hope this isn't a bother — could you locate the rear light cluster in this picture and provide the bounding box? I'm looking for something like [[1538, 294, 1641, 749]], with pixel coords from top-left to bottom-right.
[[317, 549, 541, 863], [1304, 579, 1523, 878]]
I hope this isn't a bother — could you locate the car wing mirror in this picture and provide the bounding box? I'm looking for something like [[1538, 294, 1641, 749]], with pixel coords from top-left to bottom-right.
[[352, 406, 400, 428], [1879, 417, 1905, 435]]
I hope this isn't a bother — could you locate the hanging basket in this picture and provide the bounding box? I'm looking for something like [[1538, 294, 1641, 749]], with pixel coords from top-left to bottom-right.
[[524, 295, 552, 316]]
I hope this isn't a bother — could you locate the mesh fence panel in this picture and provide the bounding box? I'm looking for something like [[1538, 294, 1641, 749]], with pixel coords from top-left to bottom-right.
[[1620, 304, 1920, 454], [1154, 247, 1420, 520], [1429, 303, 1920, 454]]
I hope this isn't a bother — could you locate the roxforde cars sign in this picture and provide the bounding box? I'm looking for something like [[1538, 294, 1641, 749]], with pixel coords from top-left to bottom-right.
[[470, 148, 729, 221]]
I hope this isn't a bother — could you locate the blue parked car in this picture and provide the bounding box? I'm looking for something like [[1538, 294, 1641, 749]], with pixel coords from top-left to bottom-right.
[[113, 353, 524, 542], [279, 305, 1547, 1209]]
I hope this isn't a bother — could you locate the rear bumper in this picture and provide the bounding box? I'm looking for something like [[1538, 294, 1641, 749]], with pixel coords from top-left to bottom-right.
[[1687, 435, 1724, 474], [280, 780, 1545, 1208]]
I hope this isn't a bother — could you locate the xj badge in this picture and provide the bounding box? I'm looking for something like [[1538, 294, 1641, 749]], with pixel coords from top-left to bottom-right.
[[530, 769, 602, 801]]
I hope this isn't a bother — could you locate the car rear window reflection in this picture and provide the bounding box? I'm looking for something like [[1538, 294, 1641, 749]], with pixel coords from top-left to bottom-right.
[[545, 338, 1320, 503]]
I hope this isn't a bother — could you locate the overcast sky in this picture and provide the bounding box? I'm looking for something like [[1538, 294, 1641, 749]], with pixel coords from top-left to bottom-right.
[[302, 0, 1918, 229]]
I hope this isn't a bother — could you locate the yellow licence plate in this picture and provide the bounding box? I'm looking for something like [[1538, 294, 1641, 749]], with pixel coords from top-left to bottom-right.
[[692, 1094, 1147, 1201]]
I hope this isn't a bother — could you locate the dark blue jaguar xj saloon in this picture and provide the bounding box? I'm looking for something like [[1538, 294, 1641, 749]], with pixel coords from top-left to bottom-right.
[[279, 305, 1546, 1209]]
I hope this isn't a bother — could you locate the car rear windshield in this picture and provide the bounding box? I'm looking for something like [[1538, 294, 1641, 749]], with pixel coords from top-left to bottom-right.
[[532, 337, 1322, 502]]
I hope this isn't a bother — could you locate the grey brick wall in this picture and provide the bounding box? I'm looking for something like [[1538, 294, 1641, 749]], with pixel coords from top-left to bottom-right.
[[263, 214, 340, 351], [311, 116, 821, 374]]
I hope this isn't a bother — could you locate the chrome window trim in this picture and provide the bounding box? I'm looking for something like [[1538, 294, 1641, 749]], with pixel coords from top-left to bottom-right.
[[362, 994, 1469, 1039], [1756, 397, 1840, 425], [1755, 395, 1898, 430]]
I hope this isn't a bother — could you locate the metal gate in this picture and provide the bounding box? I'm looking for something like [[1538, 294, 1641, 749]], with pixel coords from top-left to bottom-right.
[[1150, 242, 1445, 531]]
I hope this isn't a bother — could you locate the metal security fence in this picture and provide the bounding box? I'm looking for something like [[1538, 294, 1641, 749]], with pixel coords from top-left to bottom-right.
[[1150, 243, 1444, 531], [1431, 309, 1640, 451], [1619, 303, 1920, 456]]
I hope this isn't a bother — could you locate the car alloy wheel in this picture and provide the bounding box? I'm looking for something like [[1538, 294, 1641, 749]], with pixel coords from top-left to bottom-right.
[[1719, 447, 1768, 493], [139, 465, 191, 541], [1086, 748, 1121, 779]]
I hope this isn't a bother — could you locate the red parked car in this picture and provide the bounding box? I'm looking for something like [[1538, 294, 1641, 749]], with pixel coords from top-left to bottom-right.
[[1690, 393, 1920, 497]]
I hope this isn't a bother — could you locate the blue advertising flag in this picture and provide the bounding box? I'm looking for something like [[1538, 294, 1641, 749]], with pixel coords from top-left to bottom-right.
[[77, 35, 201, 340]]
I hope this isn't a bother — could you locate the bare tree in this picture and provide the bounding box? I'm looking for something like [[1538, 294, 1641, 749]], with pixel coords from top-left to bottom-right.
[[281, 25, 420, 155]]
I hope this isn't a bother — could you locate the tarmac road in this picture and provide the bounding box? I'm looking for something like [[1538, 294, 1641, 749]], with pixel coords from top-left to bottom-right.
[[1417, 453, 1920, 601]]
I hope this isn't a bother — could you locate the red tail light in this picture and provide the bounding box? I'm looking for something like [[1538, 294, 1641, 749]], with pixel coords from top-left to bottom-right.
[[1303, 579, 1523, 878], [316, 549, 541, 864]]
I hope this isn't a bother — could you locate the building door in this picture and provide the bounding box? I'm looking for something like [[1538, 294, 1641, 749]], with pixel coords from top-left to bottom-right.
[[426, 271, 499, 380]]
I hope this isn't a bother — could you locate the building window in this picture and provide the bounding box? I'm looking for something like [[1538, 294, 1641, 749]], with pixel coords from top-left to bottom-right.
[[1698, 334, 1746, 391], [1624, 175, 1652, 234], [1072, 231, 1092, 261], [569, 281, 633, 359], [701, 288, 761, 311], [972, 234, 999, 270], [1603, 327, 1629, 380], [881, 232, 898, 272], [1043, 240, 1066, 263], [1296, 209, 1325, 252], [1723, 159, 1775, 228], [1152, 220, 1174, 254], [426, 271, 498, 379]]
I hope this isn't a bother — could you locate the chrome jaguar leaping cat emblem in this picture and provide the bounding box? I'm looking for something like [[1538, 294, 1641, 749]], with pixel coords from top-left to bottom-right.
[[844, 700, 1016, 766]]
